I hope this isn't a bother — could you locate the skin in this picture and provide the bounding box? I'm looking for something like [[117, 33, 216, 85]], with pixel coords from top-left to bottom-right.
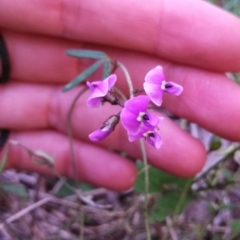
[[0, 0, 240, 191]]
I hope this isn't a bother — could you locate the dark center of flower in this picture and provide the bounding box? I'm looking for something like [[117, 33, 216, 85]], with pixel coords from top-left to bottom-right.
[[143, 131, 155, 139], [142, 114, 149, 121], [137, 112, 148, 122], [161, 81, 173, 90], [165, 83, 173, 89], [92, 83, 98, 88], [148, 132, 155, 138]]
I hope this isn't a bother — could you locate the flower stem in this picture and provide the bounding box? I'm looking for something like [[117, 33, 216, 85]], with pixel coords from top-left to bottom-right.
[[140, 139, 151, 240], [66, 87, 88, 182], [114, 86, 128, 103], [66, 86, 88, 240], [116, 61, 134, 98]]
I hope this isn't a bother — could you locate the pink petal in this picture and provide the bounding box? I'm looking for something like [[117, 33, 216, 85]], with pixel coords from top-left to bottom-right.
[[147, 132, 162, 149], [87, 97, 102, 108], [107, 74, 117, 89], [127, 131, 143, 142], [143, 82, 163, 107], [120, 108, 142, 134], [124, 95, 150, 115], [120, 96, 150, 134], [86, 81, 95, 92], [146, 113, 160, 127], [89, 128, 111, 141], [145, 66, 165, 84], [86, 75, 117, 108], [165, 82, 183, 96]]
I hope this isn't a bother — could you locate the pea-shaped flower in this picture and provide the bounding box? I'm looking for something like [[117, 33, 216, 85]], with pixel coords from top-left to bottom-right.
[[120, 95, 160, 135], [143, 66, 183, 106], [87, 74, 117, 108], [89, 115, 119, 142], [128, 127, 163, 149], [89, 127, 113, 142]]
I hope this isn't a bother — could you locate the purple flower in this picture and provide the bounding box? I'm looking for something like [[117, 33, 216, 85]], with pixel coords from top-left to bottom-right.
[[144, 130, 162, 149], [87, 74, 117, 108], [120, 95, 160, 135], [143, 66, 183, 106], [89, 115, 119, 142], [127, 119, 163, 149], [129, 129, 162, 149], [89, 127, 112, 142]]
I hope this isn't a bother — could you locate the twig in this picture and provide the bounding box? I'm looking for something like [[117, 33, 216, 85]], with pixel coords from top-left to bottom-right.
[[194, 145, 240, 181], [50, 177, 67, 195], [166, 217, 178, 240], [0, 228, 12, 240], [0, 197, 53, 230]]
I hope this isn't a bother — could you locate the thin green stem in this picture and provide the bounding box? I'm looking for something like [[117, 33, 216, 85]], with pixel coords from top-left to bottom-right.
[[114, 86, 128, 102], [173, 178, 192, 222], [66, 87, 88, 240], [140, 139, 151, 240], [66, 87, 88, 182], [116, 61, 134, 98], [0, 145, 10, 173]]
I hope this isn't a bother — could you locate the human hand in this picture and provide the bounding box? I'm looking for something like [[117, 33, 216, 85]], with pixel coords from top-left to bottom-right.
[[0, 0, 240, 191]]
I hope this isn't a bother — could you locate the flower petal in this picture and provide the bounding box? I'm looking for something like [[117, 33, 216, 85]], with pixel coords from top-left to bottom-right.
[[89, 128, 111, 142], [107, 74, 117, 89], [146, 131, 162, 149], [120, 108, 142, 134], [120, 96, 151, 134], [165, 82, 183, 96], [86, 75, 117, 108], [87, 96, 102, 108], [124, 95, 150, 115], [86, 81, 95, 92], [143, 82, 163, 106], [127, 131, 142, 142], [127, 123, 156, 143], [145, 113, 160, 128], [144, 65, 165, 84]]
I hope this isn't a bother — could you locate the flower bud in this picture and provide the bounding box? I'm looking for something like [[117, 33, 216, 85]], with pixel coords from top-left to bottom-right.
[[89, 115, 120, 142]]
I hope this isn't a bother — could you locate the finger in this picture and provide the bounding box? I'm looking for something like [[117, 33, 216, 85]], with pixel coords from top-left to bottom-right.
[[1, 34, 240, 142], [1, 130, 136, 191], [3, 31, 168, 85], [0, 83, 206, 177], [0, 0, 240, 71], [162, 64, 240, 142]]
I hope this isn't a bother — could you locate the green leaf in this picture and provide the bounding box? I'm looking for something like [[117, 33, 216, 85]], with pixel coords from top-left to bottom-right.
[[103, 60, 111, 78], [218, 203, 236, 210], [209, 136, 222, 151], [231, 219, 240, 233], [234, 73, 240, 85], [213, 235, 222, 240], [135, 164, 193, 221], [66, 50, 107, 59], [151, 191, 192, 222], [0, 148, 9, 173], [56, 179, 94, 197], [135, 163, 191, 193], [62, 59, 105, 92], [222, 168, 234, 182], [0, 182, 27, 198]]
